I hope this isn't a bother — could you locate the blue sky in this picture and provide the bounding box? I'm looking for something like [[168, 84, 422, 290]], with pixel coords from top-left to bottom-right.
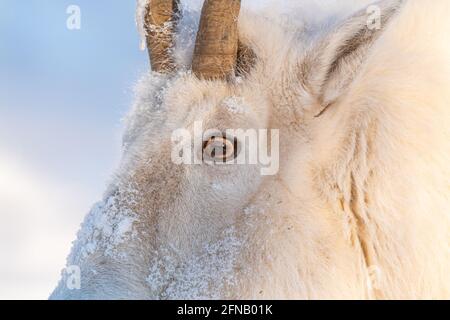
[[0, 0, 149, 299], [0, 0, 149, 192]]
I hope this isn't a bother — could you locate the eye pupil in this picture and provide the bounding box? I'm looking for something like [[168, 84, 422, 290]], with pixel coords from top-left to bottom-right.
[[202, 134, 238, 163]]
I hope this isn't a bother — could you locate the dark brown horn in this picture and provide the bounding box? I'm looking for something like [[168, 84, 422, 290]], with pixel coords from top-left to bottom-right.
[[192, 0, 241, 80], [145, 0, 180, 73]]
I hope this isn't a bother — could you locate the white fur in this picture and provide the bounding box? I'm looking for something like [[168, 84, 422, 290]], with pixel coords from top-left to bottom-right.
[[51, 0, 450, 300]]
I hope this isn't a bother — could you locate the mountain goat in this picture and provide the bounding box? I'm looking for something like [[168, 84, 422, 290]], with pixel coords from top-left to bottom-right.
[[51, 0, 450, 299]]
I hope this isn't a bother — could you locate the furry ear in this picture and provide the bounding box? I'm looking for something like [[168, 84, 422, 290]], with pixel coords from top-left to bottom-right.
[[301, 0, 404, 112]]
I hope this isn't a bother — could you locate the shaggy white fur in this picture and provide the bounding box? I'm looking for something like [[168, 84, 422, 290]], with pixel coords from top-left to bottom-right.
[[51, 0, 450, 299]]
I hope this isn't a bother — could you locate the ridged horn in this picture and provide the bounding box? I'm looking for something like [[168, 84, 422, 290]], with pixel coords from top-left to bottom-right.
[[192, 0, 241, 80], [145, 0, 180, 73]]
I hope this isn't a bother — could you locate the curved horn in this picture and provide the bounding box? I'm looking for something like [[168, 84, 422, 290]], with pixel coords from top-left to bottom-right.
[[145, 0, 180, 73], [192, 0, 241, 80]]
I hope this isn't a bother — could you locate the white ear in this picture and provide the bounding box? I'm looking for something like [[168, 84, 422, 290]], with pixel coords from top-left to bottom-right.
[[301, 0, 403, 109]]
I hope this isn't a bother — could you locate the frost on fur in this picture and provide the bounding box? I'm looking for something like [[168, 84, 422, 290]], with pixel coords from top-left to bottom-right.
[[135, 0, 150, 50], [52, 0, 450, 300]]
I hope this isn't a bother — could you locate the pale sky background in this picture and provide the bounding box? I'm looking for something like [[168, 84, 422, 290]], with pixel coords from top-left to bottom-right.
[[0, 0, 373, 300], [0, 0, 146, 299]]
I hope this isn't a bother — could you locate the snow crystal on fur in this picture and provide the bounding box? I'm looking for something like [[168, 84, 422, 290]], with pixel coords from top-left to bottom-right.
[[146, 226, 242, 299]]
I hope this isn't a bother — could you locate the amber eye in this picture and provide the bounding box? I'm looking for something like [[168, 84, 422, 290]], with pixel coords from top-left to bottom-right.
[[203, 135, 238, 163]]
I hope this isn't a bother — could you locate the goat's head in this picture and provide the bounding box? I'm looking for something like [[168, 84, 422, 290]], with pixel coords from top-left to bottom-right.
[[51, 0, 450, 300]]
